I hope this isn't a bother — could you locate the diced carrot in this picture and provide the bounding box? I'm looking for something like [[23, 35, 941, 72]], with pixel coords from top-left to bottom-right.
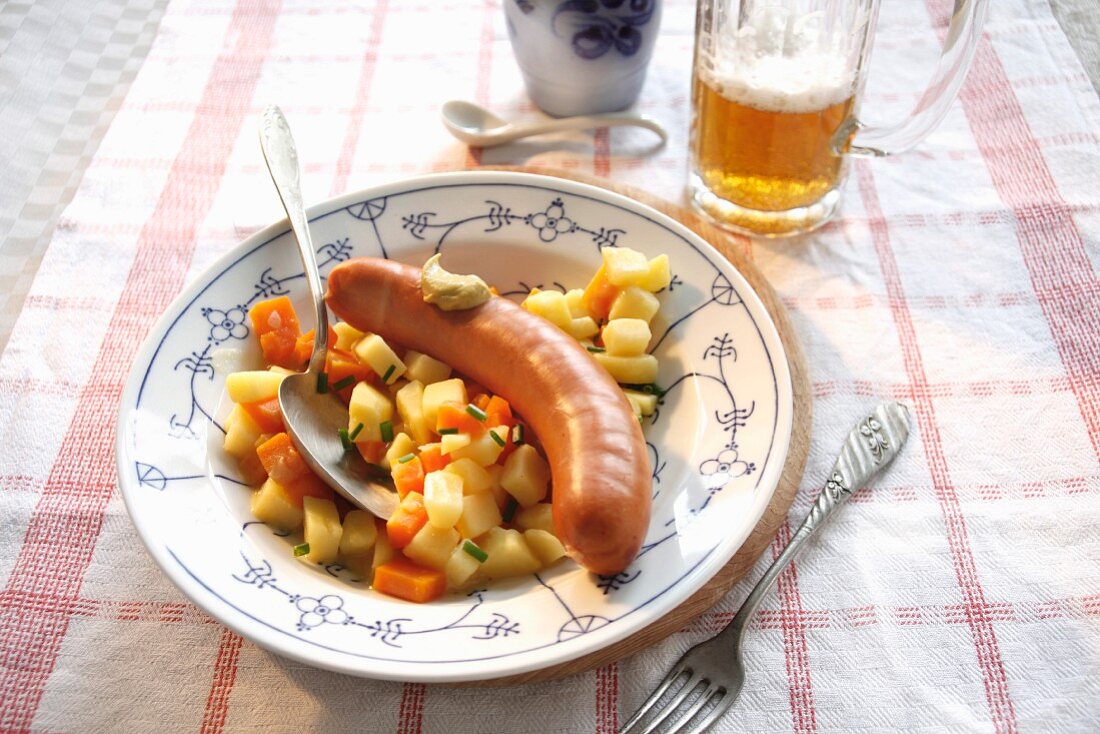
[[241, 398, 284, 433], [372, 557, 446, 603], [256, 432, 310, 486], [294, 326, 341, 368], [436, 401, 485, 436], [472, 393, 491, 411], [282, 471, 334, 506], [326, 348, 374, 402], [391, 456, 425, 499], [356, 440, 387, 465], [582, 263, 618, 322], [484, 396, 515, 428], [419, 444, 451, 473], [386, 493, 428, 550], [249, 296, 302, 369]]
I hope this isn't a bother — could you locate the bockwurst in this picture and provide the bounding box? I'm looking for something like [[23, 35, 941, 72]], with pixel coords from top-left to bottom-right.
[[325, 257, 651, 576]]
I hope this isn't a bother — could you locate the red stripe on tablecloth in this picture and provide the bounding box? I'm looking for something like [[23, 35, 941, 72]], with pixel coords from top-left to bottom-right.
[[855, 161, 1019, 734], [330, 0, 390, 196], [200, 628, 244, 734], [0, 1, 280, 729], [595, 663, 619, 733], [594, 128, 611, 177], [772, 520, 817, 733], [926, 0, 1100, 463], [465, 0, 497, 168], [397, 682, 425, 734]]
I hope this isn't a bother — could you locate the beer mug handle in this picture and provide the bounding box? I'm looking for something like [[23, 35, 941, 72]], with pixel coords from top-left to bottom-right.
[[842, 0, 990, 157]]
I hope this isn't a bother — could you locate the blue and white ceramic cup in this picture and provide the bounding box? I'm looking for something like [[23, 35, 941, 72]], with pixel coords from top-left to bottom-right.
[[505, 0, 662, 118]]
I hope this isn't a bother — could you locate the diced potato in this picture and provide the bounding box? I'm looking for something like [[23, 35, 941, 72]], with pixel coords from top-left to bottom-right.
[[514, 502, 554, 534], [592, 352, 659, 384], [424, 471, 464, 528], [445, 458, 493, 494], [623, 389, 658, 417], [382, 432, 418, 470], [348, 381, 394, 442], [603, 247, 650, 287], [450, 426, 507, 466], [476, 527, 541, 580], [521, 290, 572, 330], [396, 380, 431, 445], [354, 334, 406, 385], [404, 350, 452, 385], [250, 478, 303, 530], [225, 370, 286, 404], [603, 318, 651, 357], [564, 289, 589, 317], [609, 286, 660, 322], [370, 528, 395, 582], [223, 405, 262, 460], [268, 365, 296, 376], [303, 497, 342, 564], [456, 491, 503, 539], [500, 444, 551, 507], [339, 510, 379, 556], [440, 432, 471, 456], [339, 551, 373, 580], [567, 316, 600, 339], [638, 254, 671, 292], [421, 378, 467, 427], [524, 529, 567, 566], [445, 542, 484, 589], [403, 523, 460, 571], [332, 321, 366, 352]]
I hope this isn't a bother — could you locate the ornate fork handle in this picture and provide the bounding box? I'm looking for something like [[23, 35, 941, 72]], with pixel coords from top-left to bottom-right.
[[718, 402, 911, 643]]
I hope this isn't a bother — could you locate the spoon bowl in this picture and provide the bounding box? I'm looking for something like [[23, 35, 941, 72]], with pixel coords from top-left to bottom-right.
[[441, 100, 668, 148]]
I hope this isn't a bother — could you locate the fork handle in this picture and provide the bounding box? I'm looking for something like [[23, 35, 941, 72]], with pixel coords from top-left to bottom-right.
[[719, 402, 911, 641]]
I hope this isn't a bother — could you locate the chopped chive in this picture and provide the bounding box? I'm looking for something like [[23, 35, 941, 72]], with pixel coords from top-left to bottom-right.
[[465, 403, 488, 422], [316, 372, 329, 393], [349, 422, 365, 441], [462, 540, 488, 563], [489, 429, 506, 447], [502, 498, 518, 523], [438, 427, 459, 436], [293, 542, 310, 557], [512, 424, 525, 445], [331, 375, 356, 392], [381, 364, 396, 384], [380, 420, 394, 443], [586, 345, 606, 353], [338, 427, 353, 452], [622, 382, 667, 398], [397, 452, 416, 464]]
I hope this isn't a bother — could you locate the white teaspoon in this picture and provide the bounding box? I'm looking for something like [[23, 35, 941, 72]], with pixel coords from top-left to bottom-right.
[[441, 100, 668, 147]]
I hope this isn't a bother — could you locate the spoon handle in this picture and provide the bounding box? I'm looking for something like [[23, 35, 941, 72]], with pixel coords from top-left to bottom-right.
[[259, 105, 329, 372], [522, 114, 668, 143]]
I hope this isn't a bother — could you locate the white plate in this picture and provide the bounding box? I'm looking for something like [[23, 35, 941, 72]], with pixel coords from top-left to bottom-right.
[[116, 171, 792, 682]]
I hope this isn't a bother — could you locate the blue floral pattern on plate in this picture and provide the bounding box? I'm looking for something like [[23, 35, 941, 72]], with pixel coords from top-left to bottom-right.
[[115, 172, 791, 682]]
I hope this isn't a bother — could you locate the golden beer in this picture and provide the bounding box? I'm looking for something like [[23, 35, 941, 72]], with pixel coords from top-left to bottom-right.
[[690, 74, 855, 214]]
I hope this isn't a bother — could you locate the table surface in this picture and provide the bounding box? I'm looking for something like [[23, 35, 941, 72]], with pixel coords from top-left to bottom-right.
[[1, 0, 1098, 732]]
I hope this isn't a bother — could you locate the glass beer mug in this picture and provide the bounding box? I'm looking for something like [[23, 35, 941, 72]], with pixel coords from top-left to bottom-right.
[[690, 0, 988, 236]]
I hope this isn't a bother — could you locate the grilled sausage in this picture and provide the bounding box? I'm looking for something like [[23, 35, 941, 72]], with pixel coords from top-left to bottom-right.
[[325, 257, 650, 575]]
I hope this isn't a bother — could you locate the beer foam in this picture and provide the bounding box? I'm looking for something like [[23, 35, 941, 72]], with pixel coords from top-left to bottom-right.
[[698, 7, 857, 114]]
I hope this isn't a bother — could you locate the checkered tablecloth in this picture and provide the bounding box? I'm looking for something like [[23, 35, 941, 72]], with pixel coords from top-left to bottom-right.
[[1, 0, 1097, 731]]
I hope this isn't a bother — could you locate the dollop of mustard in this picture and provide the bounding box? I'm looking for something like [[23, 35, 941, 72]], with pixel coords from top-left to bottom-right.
[[420, 254, 492, 311]]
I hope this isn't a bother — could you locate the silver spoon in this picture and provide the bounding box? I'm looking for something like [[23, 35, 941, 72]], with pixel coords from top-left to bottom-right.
[[441, 99, 668, 147], [258, 105, 398, 519]]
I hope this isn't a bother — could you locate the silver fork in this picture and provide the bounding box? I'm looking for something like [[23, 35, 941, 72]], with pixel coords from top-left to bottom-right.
[[619, 402, 912, 734]]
